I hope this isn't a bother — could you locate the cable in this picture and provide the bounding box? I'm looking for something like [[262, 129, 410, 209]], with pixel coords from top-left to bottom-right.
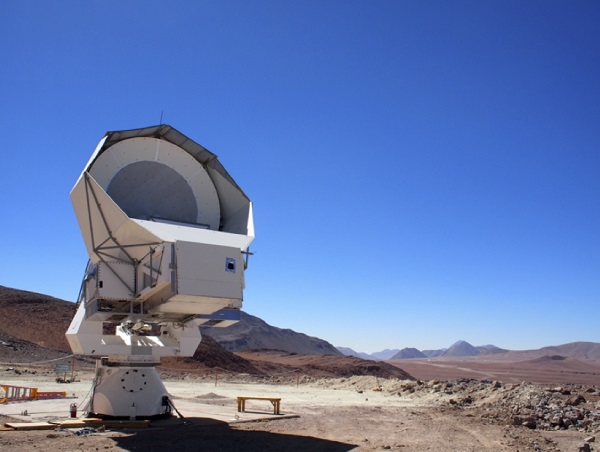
[[166, 398, 184, 419], [0, 355, 77, 367]]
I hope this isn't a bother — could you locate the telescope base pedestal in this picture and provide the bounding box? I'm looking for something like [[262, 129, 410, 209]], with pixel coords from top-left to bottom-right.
[[88, 359, 171, 418]]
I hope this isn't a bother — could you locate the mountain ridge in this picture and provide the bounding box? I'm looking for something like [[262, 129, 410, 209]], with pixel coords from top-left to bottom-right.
[[203, 311, 342, 355], [338, 339, 600, 363], [1, 285, 598, 365]]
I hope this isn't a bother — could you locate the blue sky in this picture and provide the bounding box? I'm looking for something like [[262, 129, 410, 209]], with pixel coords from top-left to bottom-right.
[[1, 1, 599, 353]]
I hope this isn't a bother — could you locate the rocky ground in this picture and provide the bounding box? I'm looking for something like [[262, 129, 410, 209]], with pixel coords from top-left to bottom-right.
[[0, 368, 598, 451]]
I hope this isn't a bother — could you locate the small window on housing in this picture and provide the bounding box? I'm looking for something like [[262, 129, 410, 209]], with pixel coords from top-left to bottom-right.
[[225, 257, 236, 273]]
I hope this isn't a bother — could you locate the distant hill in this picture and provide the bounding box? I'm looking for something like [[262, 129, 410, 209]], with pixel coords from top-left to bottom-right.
[[340, 341, 600, 363], [337, 347, 372, 360], [534, 342, 600, 361], [391, 348, 427, 359], [444, 340, 480, 357], [385, 341, 509, 359], [204, 311, 342, 355], [385, 340, 600, 363], [340, 342, 510, 360], [337, 347, 402, 360], [500, 342, 600, 362], [477, 344, 508, 354], [370, 349, 401, 360]]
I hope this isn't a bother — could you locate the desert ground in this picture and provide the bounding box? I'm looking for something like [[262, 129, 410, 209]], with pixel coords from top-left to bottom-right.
[[0, 362, 598, 451], [0, 288, 598, 450]]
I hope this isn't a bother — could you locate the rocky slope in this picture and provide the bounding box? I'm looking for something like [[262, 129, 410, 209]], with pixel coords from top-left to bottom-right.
[[203, 311, 342, 355], [0, 285, 74, 352]]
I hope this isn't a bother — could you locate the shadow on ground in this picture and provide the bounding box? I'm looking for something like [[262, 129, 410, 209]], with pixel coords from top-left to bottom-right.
[[111, 417, 356, 451]]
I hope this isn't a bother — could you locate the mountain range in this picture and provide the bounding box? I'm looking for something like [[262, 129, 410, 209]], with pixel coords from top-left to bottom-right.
[[1, 285, 599, 365], [337, 339, 600, 363], [0, 285, 410, 379], [0, 285, 342, 357], [339, 341, 510, 360]]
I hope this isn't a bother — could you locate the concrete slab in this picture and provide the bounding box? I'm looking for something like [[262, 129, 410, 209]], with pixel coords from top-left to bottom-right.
[[0, 396, 298, 428]]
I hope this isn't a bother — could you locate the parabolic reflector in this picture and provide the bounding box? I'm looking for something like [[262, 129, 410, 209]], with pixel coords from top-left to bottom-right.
[[89, 136, 220, 228], [71, 125, 254, 264]]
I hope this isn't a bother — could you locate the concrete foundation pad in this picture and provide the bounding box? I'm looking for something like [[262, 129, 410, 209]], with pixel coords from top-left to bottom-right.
[[0, 397, 298, 429]]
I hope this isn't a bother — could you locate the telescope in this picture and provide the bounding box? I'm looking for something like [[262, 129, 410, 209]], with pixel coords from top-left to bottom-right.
[[66, 125, 254, 417]]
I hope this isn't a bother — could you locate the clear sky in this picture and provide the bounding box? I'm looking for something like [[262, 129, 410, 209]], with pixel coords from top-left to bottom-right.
[[1, 1, 599, 353]]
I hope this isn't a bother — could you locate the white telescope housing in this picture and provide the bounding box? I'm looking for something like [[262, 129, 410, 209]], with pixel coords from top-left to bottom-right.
[[66, 125, 254, 417]]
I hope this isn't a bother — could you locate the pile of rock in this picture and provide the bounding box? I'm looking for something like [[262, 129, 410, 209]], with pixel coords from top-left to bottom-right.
[[506, 385, 600, 432], [316, 375, 600, 439], [390, 378, 600, 434]]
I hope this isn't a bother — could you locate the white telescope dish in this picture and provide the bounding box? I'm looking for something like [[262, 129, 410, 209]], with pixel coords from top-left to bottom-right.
[[66, 125, 254, 417]]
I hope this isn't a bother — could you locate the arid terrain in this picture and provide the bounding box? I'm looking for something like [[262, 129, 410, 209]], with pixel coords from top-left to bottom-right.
[[0, 285, 599, 450], [0, 365, 599, 451]]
